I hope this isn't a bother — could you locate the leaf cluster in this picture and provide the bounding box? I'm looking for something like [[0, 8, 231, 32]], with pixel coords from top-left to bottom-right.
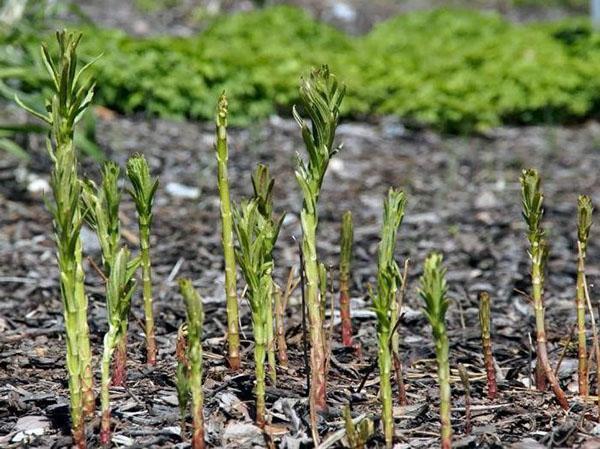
[[126, 154, 159, 225], [233, 200, 281, 320], [577, 194, 593, 249], [294, 65, 345, 208], [520, 168, 549, 266], [105, 247, 139, 333], [419, 252, 449, 340], [80, 161, 121, 271], [372, 188, 406, 333]]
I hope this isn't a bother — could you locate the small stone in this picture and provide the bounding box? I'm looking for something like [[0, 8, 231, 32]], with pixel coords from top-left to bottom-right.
[[165, 182, 200, 199], [474, 190, 498, 209], [222, 422, 263, 445]]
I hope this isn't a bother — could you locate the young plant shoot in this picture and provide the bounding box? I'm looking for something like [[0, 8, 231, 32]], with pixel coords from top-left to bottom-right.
[[179, 279, 206, 449], [251, 163, 284, 383], [127, 154, 159, 365], [294, 65, 345, 411], [17, 31, 96, 447], [215, 93, 241, 370], [520, 169, 569, 410], [99, 248, 139, 445], [478, 291, 497, 400], [419, 253, 452, 449], [372, 188, 406, 449], [81, 162, 129, 386], [339, 210, 354, 347], [175, 324, 190, 436], [576, 195, 593, 397], [233, 199, 282, 426]]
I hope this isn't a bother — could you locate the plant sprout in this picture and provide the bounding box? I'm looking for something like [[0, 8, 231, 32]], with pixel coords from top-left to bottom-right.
[[17, 30, 97, 447], [233, 199, 282, 426], [126, 154, 159, 365], [343, 405, 374, 449], [520, 169, 569, 410], [339, 210, 354, 347], [576, 194, 593, 397], [215, 93, 241, 371], [81, 162, 129, 385], [175, 324, 189, 436], [372, 188, 406, 449], [419, 252, 451, 449], [251, 163, 283, 383], [179, 278, 206, 449], [478, 291, 497, 400], [99, 248, 139, 444], [294, 65, 345, 411]]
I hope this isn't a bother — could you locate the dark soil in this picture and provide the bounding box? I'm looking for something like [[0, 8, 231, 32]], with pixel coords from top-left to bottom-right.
[[1, 107, 600, 448]]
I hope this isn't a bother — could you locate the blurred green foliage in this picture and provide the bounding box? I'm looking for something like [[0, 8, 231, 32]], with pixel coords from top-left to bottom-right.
[[6, 5, 600, 133]]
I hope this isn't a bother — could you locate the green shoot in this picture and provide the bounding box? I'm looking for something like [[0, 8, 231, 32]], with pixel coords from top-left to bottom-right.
[[419, 253, 451, 449], [520, 169, 569, 410], [215, 93, 241, 371], [372, 188, 406, 449], [179, 279, 206, 449], [576, 194, 593, 397], [339, 210, 354, 347], [175, 325, 190, 437], [17, 30, 96, 447], [294, 65, 345, 411], [233, 200, 282, 426], [126, 154, 159, 365], [99, 248, 139, 445], [343, 405, 374, 449], [478, 291, 497, 400], [81, 162, 129, 386], [251, 163, 284, 384]]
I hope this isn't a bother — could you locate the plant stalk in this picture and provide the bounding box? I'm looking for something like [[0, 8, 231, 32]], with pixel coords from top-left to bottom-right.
[[339, 210, 353, 347], [576, 195, 592, 397], [478, 291, 497, 400], [215, 94, 240, 371]]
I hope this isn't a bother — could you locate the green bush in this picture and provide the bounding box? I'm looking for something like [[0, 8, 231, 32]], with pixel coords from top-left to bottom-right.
[[7, 6, 600, 132], [359, 9, 600, 132]]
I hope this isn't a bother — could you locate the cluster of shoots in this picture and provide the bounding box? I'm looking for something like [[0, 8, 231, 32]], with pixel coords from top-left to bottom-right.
[[19, 32, 161, 447], [232, 160, 283, 426], [24, 30, 600, 449], [294, 65, 345, 412], [371, 188, 406, 448], [177, 279, 206, 449]]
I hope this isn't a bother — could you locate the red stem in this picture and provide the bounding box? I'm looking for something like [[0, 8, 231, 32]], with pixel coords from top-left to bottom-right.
[[112, 335, 127, 387], [339, 285, 352, 347]]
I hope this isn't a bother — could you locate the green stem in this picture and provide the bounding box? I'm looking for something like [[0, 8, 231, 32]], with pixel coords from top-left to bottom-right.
[[266, 287, 276, 384], [100, 331, 117, 446], [75, 236, 94, 417], [435, 330, 452, 449], [378, 332, 393, 448], [140, 223, 156, 365], [576, 243, 588, 397], [216, 95, 240, 371], [301, 210, 327, 410], [254, 324, 267, 427]]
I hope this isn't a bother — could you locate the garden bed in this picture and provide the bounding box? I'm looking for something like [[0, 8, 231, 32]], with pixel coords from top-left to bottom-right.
[[0, 110, 599, 447]]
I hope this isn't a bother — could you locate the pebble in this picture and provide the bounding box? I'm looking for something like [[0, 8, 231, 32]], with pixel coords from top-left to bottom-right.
[[165, 182, 200, 199]]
